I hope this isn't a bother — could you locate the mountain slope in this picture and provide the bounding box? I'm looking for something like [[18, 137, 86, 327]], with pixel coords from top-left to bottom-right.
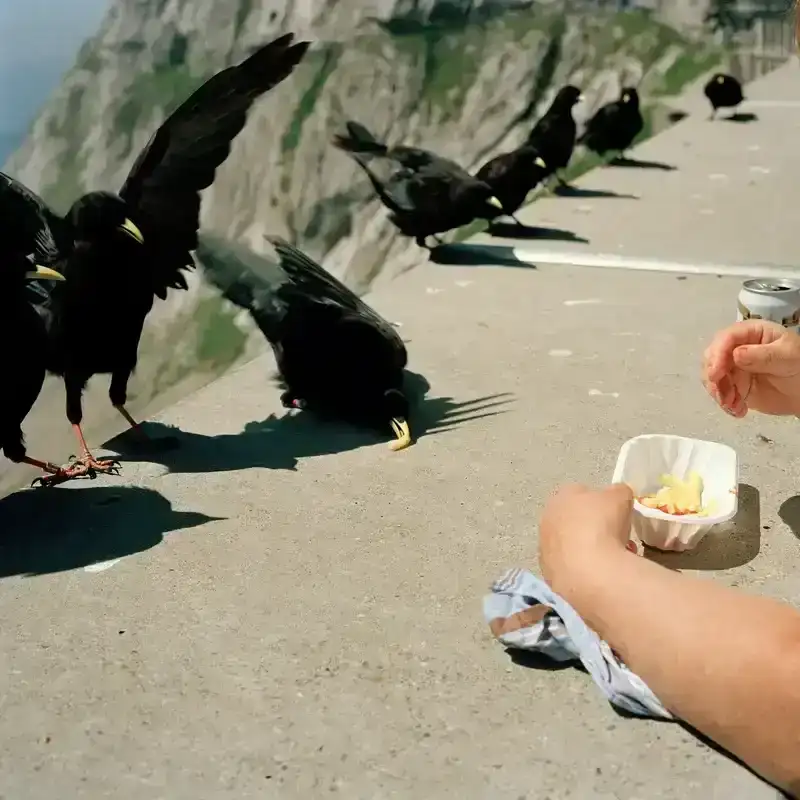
[[3, 1, 720, 428]]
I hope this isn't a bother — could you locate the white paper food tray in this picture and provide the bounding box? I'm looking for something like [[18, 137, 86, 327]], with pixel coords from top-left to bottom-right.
[[612, 434, 739, 552]]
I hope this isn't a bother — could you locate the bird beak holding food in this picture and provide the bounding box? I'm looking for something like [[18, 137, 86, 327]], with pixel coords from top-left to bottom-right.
[[118, 218, 144, 244], [26, 264, 65, 281], [534, 156, 546, 169], [388, 417, 412, 452], [487, 196, 503, 211]]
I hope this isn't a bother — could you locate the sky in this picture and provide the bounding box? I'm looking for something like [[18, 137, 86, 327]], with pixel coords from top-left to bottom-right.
[[0, 0, 110, 155]]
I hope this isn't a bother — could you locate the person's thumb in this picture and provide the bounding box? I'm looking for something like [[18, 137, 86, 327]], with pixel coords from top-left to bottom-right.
[[733, 336, 799, 376]]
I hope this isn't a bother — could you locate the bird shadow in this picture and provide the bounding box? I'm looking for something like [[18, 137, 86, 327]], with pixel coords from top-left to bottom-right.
[[552, 184, 638, 200], [667, 110, 689, 124], [778, 494, 800, 542], [0, 485, 220, 578], [607, 156, 677, 171], [486, 221, 589, 244], [642, 484, 761, 571], [430, 243, 537, 269], [105, 371, 513, 473], [722, 112, 758, 123]]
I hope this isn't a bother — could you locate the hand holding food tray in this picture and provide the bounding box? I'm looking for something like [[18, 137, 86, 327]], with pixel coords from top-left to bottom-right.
[[612, 435, 739, 552]]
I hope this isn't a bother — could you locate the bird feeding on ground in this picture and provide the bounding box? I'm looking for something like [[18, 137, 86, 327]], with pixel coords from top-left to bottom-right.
[[703, 73, 744, 119], [578, 87, 643, 161], [474, 146, 548, 225], [3, 33, 310, 486], [526, 84, 584, 188], [332, 121, 505, 249], [0, 253, 69, 483], [196, 234, 414, 452]]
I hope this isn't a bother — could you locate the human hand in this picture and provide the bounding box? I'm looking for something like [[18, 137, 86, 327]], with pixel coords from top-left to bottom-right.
[[702, 320, 800, 418], [538, 483, 635, 597]]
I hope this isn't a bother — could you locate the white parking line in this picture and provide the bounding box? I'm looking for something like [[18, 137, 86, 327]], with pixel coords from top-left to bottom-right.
[[511, 248, 800, 281]]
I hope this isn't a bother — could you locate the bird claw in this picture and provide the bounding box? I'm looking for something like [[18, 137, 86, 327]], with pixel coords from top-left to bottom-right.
[[30, 461, 99, 489], [71, 453, 122, 476]]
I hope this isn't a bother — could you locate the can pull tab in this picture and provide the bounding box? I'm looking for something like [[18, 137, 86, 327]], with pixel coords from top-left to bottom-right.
[[750, 281, 793, 292]]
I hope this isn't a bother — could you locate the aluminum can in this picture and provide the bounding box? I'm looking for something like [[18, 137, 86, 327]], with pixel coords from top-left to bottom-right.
[[737, 279, 800, 331]]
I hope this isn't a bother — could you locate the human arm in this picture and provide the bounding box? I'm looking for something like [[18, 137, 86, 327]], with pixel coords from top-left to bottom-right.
[[539, 484, 800, 796]]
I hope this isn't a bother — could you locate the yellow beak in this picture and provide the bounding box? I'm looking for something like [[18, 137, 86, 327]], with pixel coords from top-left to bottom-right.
[[25, 264, 65, 281], [118, 218, 144, 244], [487, 196, 503, 210], [534, 156, 547, 169], [578, 94, 586, 102], [388, 417, 412, 452]]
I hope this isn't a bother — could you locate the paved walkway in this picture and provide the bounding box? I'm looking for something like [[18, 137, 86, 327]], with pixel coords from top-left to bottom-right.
[[1, 63, 799, 799]]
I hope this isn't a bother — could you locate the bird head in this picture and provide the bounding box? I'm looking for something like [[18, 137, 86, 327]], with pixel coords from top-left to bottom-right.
[[378, 388, 412, 452], [68, 192, 144, 247], [620, 88, 640, 107], [554, 85, 584, 109]]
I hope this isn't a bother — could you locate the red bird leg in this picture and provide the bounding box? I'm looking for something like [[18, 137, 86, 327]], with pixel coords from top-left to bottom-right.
[[114, 404, 150, 441], [71, 423, 120, 473], [64, 376, 119, 474]]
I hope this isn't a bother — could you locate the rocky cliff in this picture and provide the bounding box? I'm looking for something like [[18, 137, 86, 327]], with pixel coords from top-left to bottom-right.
[[5, 0, 721, 422]]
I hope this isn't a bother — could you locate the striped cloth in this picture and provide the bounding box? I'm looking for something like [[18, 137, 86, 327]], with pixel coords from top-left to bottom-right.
[[483, 567, 672, 720]]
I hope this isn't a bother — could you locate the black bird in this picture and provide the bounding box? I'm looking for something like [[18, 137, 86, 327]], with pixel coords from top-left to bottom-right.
[[0, 252, 68, 481], [332, 121, 504, 248], [197, 234, 413, 451], [578, 87, 643, 160], [3, 33, 310, 486], [474, 145, 548, 224], [704, 73, 744, 119], [526, 84, 584, 186]]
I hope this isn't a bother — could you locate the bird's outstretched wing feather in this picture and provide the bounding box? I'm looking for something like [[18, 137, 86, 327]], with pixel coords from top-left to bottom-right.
[[119, 34, 310, 299], [197, 234, 405, 360], [0, 172, 71, 265]]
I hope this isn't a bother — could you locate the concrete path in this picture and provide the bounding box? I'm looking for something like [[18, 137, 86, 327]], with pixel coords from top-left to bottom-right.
[[1, 63, 799, 799]]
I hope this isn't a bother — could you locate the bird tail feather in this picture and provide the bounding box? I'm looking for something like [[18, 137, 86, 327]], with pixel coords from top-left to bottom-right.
[[331, 121, 388, 158]]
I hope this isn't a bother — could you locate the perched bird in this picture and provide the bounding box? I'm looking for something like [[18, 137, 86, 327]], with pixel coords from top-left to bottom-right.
[[197, 234, 413, 452], [3, 33, 310, 486], [578, 87, 643, 160], [704, 73, 744, 119], [526, 84, 583, 186], [0, 252, 68, 482], [332, 121, 504, 248], [474, 145, 548, 224]]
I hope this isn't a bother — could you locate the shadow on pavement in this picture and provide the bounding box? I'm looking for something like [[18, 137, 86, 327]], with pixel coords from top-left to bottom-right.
[[607, 156, 677, 171], [667, 110, 689, 124], [107, 372, 514, 472], [430, 243, 537, 269], [722, 112, 758, 123], [487, 221, 589, 244], [644, 484, 761, 571], [553, 184, 638, 200], [778, 493, 800, 542], [0, 485, 219, 578]]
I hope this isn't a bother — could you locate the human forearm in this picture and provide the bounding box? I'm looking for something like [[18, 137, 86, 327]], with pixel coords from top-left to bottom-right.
[[559, 550, 800, 795]]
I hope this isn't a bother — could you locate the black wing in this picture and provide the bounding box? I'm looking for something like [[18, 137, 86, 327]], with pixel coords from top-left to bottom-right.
[[333, 120, 468, 178], [197, 234, 404, 359], [118, 33, 310, 299], [0, 172, 71, 266], [580, 100, 619, 142]]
